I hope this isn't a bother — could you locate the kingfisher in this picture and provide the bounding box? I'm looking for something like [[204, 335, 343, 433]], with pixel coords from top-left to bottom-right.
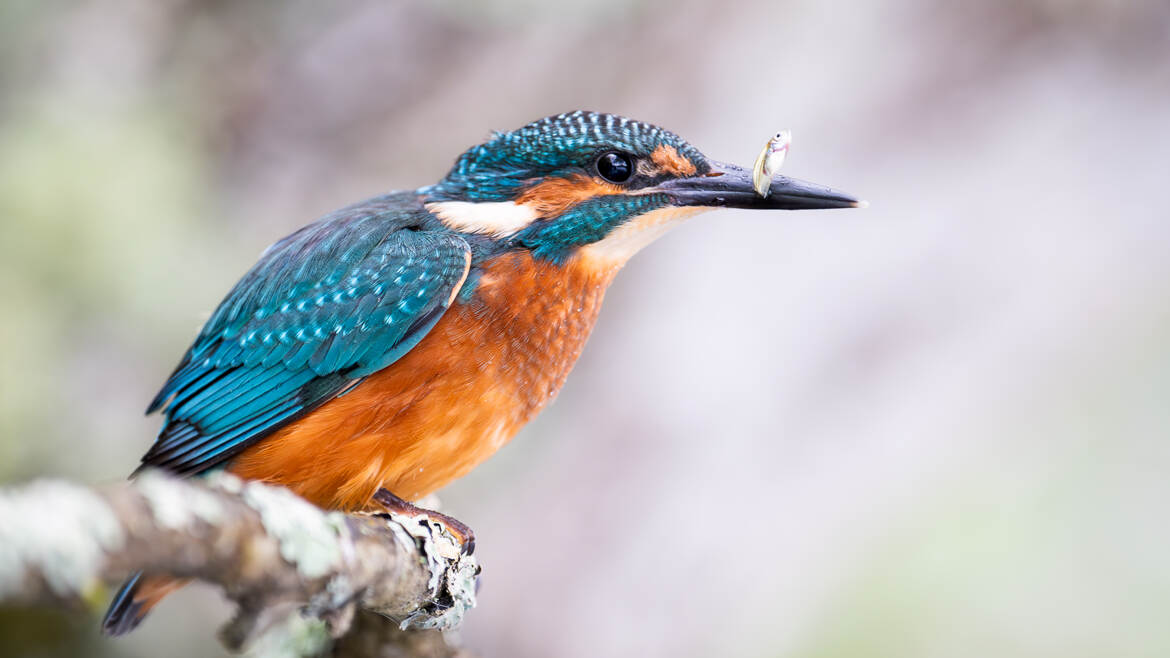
[[101, 111, 861, 635]]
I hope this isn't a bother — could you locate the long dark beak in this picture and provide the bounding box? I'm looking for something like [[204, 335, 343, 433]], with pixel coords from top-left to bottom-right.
[[657, 160, 863, 210]]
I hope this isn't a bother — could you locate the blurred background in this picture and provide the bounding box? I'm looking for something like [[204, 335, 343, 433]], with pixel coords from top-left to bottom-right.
[[2, 0, 1169, 656]]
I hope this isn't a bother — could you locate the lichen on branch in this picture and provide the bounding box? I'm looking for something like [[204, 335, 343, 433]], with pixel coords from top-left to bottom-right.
[[0, 471, 478, 656]]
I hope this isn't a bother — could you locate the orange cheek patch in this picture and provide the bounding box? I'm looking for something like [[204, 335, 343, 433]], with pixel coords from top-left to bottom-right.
[[651, 144, 698, 177], [515, 174, 624, 218]]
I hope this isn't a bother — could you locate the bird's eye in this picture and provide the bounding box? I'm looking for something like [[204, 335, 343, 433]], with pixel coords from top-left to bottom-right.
[[596, 151, 633, 183]]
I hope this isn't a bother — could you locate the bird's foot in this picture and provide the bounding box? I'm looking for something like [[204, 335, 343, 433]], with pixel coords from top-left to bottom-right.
[[372, 488, 476, 556]]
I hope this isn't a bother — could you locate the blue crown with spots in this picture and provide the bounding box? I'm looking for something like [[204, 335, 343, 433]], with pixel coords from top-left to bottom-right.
[[426, 111, 706, 202]]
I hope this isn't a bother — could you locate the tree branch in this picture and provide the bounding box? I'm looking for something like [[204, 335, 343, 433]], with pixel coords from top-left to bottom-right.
[[0, 471, 478, 656]]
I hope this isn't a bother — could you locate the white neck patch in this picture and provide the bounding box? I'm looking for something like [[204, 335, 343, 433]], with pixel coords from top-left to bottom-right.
[[579, 206, 710, 269], [426, 200, 539, 238]]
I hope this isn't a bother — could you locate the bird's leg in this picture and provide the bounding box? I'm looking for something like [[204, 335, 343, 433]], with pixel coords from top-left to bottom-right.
[[371, 488, 476, 556]]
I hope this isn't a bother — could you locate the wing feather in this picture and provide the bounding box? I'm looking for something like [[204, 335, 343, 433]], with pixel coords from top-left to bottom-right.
[[136, 195, 471, 476]]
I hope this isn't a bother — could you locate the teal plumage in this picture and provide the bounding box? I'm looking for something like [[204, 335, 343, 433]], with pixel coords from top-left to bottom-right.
[[517, 192, 672, 260], [427, 110, 707, 202], [137, 192, 471, 477]]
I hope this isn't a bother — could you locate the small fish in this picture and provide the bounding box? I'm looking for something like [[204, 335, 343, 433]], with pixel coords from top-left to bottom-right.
[[752, 130, 792, 198]]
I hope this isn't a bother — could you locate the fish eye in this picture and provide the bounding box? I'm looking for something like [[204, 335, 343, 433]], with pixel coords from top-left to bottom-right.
[[596, 151, 633, 183], [775, 132, 784, 139]]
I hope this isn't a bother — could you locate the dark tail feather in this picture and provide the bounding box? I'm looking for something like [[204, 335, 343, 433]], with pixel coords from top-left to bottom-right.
[[102, 572, 146, 636], [101, 572, 187, 636]]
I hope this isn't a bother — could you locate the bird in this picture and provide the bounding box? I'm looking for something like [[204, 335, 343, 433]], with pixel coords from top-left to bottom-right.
[[101, 110, 861, 636]]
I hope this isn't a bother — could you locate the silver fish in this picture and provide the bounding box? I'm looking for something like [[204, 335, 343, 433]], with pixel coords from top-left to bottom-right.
[[752, 130, 792, 198]]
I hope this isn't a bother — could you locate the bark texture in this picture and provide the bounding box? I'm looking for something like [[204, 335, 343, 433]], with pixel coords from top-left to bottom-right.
[[0, 471, 478, 657]]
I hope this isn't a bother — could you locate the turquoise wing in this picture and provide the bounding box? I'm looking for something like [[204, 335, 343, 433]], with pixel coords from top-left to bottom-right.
[[137, 195, 471, 476]]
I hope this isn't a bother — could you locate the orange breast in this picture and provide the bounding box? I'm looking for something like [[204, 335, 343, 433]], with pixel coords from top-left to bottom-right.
[[227, 251, 618, 510]]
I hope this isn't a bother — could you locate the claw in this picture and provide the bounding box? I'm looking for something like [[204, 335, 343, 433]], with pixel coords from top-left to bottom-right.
[[372, 488, 476, 556]]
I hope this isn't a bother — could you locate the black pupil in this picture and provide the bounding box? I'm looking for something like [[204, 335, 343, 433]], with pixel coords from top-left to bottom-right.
[[597, 152, 632, 182]]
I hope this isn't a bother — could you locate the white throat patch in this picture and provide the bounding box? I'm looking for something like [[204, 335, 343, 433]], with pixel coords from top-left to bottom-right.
[[426, 200, 539, 238], [579, 206, 710, 269]]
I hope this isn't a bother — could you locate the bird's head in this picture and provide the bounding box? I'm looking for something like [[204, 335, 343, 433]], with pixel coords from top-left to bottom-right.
[[422, 111, 861, 267]]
